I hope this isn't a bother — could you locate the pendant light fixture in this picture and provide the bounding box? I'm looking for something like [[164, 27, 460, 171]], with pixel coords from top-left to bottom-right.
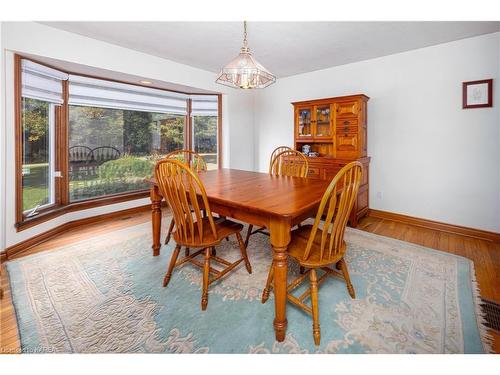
[[216, 21, 276, 89]]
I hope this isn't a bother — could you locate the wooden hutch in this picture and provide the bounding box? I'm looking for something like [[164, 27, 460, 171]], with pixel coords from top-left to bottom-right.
[[292, 94, 370, 226]]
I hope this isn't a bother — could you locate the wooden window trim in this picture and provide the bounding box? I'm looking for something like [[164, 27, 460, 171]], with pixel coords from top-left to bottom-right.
[[186, 98, 193, 151], [15, 190, 150, 231], [14, 54, 223, 231], [14, 54, 23, 225]]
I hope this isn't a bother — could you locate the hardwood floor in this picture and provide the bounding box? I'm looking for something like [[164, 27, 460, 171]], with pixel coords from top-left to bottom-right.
[[1, 210, 499, 353]]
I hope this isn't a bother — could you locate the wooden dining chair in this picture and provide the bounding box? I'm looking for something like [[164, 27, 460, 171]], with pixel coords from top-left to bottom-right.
[[269, 149, 309, 178], [155, 158, 252, 311], [268, 145, 292, 173], [164, 150, 207, 246], [261, 161, 363, 346], [244, 148, 309, 247]]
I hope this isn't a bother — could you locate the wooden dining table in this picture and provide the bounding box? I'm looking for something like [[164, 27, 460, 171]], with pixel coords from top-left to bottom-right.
[[148, 168, 331, 342]]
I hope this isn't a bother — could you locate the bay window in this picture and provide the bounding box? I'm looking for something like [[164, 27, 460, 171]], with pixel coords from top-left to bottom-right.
[[15, 55, 221, 229]]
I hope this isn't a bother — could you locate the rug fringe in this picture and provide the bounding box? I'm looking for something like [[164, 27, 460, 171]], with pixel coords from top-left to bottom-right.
[[470, 261, 494, 353]]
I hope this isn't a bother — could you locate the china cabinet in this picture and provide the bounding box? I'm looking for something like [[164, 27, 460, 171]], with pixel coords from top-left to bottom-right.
[[292, 94, 370, 226]]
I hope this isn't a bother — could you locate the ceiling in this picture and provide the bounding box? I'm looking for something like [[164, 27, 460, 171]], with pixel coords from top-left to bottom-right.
[[41, 22, 500, 78]]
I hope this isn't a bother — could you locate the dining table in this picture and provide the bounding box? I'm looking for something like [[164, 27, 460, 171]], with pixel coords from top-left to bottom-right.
[[147, 168, 331, 342]]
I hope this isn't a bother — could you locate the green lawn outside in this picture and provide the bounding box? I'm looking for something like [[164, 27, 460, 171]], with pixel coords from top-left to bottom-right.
[[22, 163, 49, 211], [23, 186, 49, 212], [22, 153, 218, 210]]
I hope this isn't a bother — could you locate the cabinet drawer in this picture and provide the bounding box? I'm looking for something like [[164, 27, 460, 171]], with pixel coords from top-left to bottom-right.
[[335, 101, 359, 118], [336, 118, 358, 128], [336, 118, 358, 135], [306, 167, 322, 179]]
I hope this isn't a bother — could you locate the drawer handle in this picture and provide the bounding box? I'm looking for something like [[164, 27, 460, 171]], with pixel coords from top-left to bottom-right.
[[343, 120, 350, 125]]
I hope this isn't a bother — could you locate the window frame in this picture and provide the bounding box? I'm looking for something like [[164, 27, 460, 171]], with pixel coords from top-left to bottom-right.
[[21, 101, 57, 215], [191, 113, 220, 170], [14, 54, 223, 231]]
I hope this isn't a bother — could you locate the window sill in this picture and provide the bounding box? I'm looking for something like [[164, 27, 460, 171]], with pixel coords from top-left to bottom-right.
[[15, 190, 150, 232]]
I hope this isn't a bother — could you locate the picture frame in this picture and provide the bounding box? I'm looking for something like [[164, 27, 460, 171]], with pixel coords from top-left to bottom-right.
[[462, 79, 493, 109]]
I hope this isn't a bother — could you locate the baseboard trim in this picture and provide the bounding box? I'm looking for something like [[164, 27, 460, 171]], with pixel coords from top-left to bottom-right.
[[369, 209, 500, 243], [3, 204, 151, 261]]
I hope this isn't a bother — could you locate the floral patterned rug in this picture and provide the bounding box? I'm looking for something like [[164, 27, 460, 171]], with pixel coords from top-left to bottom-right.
[[5, 220, 491, 353]]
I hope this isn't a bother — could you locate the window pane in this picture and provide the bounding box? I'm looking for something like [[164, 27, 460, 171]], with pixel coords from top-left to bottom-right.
[[21, 98, 53, 212], [68, 105, 185, 201], [193, 116, 218, 170]]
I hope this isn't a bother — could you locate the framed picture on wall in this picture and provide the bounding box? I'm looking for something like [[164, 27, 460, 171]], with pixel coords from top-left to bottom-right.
[[462, 79, 493, 109]]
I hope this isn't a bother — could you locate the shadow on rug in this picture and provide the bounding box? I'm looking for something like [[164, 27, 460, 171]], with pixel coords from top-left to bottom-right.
[[6, 220, 491, 353]]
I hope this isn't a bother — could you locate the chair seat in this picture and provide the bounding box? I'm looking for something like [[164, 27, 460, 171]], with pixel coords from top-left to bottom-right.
[[287, 225, 346, 267], [173, 217, 243, 247]]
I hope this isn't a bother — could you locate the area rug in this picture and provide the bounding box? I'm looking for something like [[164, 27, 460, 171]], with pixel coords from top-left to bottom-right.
[[5, 219, 491, 353]]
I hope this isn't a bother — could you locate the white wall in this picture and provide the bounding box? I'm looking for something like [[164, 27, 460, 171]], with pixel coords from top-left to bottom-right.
[[0, 22, 255, 250], [254, 32, 500, 232]]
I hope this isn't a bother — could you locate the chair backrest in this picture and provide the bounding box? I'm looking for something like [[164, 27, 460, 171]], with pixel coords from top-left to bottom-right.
[[269, 149, 309, 178], [165, 149, 207, 173], [302, 161, 363, 263], [69, 145, 93, 163], [269, 146, 292, 172], [155, 159, 217, 244], [91, 146, 121, 165]]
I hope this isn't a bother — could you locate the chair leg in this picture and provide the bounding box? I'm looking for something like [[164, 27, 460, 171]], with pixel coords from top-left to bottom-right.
[[211, 247, 217, 256], [185, 247, 190, 256], [165, 218, 175, 245], [244, 224, 254, 248], [201, 248, 211, 311], [261, 265, 274, 303], [310, 269, 321, 346], [338, 258, 355, 299], [163, 244, 181, 287], [236, 232, 252, 274]]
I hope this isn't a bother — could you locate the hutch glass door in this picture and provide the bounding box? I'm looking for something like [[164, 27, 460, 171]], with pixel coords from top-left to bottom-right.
[[314, 104, 332, 138], [297, 107, 312, 138]]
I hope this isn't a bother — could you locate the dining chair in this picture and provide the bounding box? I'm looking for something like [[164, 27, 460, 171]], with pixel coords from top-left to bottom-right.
[[244, 148, 308, 247], [269, 149, 309, 178], [268, 145, 292, 173], [261, 161, 363, 345], [155, 158, 252, 311], [164, 150, 207, 246]]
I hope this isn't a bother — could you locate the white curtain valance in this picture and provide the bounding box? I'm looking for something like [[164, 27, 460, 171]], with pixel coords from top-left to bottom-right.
[[21, 60, 68, 104], [190, 95, 219, 117], [68, 75, 189, 115]]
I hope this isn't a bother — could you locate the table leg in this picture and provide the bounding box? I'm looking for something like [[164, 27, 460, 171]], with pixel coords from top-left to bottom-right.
[[269, 217, 291, 342], [151, 185, 162, 256]]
